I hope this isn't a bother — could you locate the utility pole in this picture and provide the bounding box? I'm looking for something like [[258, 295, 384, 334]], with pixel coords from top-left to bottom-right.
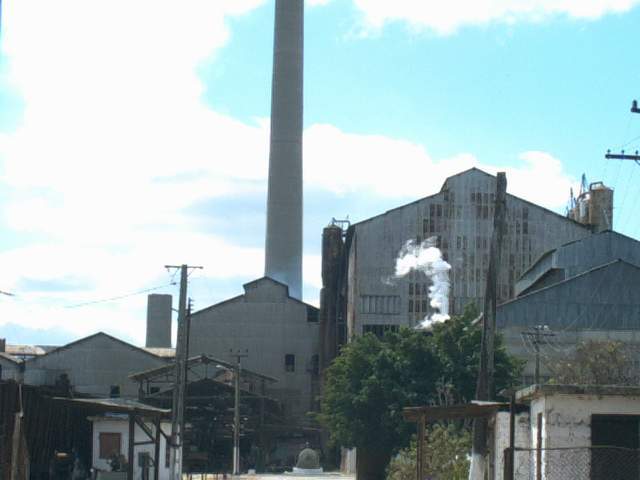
[[166, 265, 202, 480], [605, 100, 640, 165], [522, 325, 555, 384], [470, 172, 507, 480], [230, 349, 248, 476]]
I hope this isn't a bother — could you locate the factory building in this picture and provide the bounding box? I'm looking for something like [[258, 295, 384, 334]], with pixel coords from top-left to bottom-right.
[[497, 230, 640, 382], [22, 332, 171, 398], [319, 168, 613, 369], [188, 277, 320, 423]]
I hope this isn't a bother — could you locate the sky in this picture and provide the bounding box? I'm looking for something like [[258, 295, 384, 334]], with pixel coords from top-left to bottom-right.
[[1, 0, 640, 346]]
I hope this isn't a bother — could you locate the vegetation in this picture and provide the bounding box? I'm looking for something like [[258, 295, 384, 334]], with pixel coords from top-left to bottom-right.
[[319, 306, 522, 480], [386, 424, 471, 480], [549, 340, 636, 385]]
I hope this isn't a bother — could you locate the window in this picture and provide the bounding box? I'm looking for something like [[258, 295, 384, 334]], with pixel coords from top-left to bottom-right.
[[360, 295, 401, 314], [110, 385, 120, 398], [421, 300, 427, 312], [307, 307, 319, 323], [362, 324, 399, 338], [415, 283, 421, 295], [149, 387, 160, 395], [310, 354, 319, 375], [99, 432, 121, 459], [284, 354, 295, 372], [408, 300, 414, 313]]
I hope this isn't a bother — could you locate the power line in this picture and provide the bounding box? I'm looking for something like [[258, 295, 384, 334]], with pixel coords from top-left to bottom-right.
[[63, 283, 176, 309]]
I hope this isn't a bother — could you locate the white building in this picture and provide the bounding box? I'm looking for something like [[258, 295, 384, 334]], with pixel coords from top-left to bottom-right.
[[493, 385, 640, 480], [90, 414, 172, 480]]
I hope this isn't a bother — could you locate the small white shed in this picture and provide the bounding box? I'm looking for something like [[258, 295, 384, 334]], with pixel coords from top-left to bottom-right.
[[495, 384, 640, 480], [90, 415, 172, 480]]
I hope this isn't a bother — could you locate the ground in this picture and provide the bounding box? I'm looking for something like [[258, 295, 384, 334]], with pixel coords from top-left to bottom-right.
[[185, 474, 354, 480]]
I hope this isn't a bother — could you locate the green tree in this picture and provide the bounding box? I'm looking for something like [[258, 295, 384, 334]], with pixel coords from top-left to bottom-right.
[[549, 340, 635, 385], [387, 424, 471, 480], [320, 306, 522, 480]]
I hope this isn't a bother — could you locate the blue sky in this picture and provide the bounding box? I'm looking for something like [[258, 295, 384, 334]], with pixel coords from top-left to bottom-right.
[[1, 0, 640, 346]]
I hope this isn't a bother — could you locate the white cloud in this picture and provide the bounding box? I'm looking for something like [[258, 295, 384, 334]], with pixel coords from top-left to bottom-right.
[[303, 124, 577, 209], [0, 0, 580, 344], [349, 0, 640, 35]]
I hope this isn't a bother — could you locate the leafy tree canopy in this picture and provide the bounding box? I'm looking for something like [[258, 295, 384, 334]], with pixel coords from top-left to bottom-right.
[[319, 305, 522, 463], [549, 340, 636, 385]]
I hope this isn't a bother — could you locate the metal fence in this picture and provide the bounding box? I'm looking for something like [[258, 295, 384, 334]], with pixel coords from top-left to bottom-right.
[[511, 446, 640, 480]]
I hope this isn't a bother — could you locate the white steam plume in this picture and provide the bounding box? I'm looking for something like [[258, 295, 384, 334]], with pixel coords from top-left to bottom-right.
[[394, 236, 451, 328]]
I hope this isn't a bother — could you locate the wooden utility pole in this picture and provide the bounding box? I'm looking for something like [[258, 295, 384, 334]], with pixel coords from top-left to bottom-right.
[[605, 100, 640, 165], [522, 325, 555, 384], [470, 172, 507, 480], [166, 264, 202, 480]]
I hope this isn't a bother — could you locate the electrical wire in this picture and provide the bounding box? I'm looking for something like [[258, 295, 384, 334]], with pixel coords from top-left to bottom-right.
[[63, 282, 177, 308]]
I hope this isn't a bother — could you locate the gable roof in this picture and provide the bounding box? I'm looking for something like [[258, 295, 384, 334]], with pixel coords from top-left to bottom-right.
[[25, 332, 170, 364], [519, 229, 640, 280], [0, 352, 21, 365], [349, 167, 588, 230], [500, 259, 640, 308], [192, 275, 319, 317]]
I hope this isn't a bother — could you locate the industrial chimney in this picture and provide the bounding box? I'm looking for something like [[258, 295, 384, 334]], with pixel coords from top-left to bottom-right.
[[264, 0, 304, 299], [145, 294, 172, 348]]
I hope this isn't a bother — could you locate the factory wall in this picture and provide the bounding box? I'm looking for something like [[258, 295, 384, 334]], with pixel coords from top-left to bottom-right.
[[342, 168, 592, 338], [0, 354, 22, 381], [23, 333, 168, 398], [497, 260, 640, 381], [188, 277, 320, 422]]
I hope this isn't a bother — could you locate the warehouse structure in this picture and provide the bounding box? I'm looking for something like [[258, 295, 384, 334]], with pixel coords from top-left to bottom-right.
[[497, 230, 640, 382], [319, 168, 612, 370], [188, 277, 320, 424]]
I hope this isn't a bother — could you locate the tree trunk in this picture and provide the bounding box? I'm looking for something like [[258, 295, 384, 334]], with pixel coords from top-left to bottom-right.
[[356, 447, 390, 480]]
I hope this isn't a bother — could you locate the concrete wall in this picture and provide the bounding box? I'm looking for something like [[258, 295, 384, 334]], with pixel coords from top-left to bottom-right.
[[528, 392, 640, 480], [346, 168, 591, 337], [24, 333, 167, 398], [91, 417, 172, 480], [188, 278, 319, 421], [492, 411, 530, 480], [498, 260, 640, 380]]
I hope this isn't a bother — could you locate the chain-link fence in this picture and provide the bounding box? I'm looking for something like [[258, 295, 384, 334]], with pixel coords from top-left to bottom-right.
[[511, 446, 640, 480]]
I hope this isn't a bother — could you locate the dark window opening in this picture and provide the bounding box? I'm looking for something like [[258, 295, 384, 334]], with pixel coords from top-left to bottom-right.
[[110, 385, 120, 398], [285, 354, 295, 372], [307, 307, 319, 323], [362, 324, 399, 338], [99, 432, 121, 459]]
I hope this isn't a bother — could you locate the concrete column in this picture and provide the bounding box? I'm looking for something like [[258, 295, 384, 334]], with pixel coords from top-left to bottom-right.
[[264, 0, 304, 299], [146, 294, 172, 348]]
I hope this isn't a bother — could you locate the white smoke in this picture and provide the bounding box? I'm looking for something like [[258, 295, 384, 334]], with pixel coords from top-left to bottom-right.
[[393, 236, 451, 329]]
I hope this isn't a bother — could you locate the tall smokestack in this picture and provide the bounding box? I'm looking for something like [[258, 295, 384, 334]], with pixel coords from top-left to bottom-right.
[[146, 294, 172, 348], [264, 0, 303, 299]]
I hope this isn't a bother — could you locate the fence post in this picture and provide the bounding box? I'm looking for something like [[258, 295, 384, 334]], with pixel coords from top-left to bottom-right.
[[503, 448, 513, 480]]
